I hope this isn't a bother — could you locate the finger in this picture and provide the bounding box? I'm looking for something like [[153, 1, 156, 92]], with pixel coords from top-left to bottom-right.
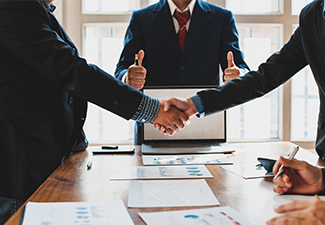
[[165, 128, 175, 136], [275, 200, 314, 213], [227, 51, 234, 68], [162, 100, 171, 112], [137, 50, 145, 66], [267, 216, 303, 225], [273, 185, 289, 194], [224, 74, 239, 81]]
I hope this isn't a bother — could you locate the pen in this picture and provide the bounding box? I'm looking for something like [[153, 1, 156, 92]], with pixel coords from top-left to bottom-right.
[[135, 54, 139, 66], [274, 146, 299, 179], [87, 161, 92, 170]]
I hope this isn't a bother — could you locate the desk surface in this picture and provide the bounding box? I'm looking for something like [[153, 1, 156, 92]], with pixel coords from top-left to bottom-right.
[[5, 142, 325, 224]]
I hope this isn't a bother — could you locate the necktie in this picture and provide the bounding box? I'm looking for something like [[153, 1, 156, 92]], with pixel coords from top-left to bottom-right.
[[174, 11, 190, 52]]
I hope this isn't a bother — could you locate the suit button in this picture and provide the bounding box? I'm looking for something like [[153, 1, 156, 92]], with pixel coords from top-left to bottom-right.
[[69, 97, 73, 104], [180, 66, 185, 71], [113, 100, 118, 105], [122, 104, 127, 109], [66, 131, 72, 138]]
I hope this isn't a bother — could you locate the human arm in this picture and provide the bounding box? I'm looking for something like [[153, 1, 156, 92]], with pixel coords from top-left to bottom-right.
[[0, 1, 187, 136], [272, 157, 324, 194], [266, 195, 325, 225]]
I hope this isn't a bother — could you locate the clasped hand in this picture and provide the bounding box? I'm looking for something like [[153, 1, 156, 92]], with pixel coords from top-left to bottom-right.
[[151, 97, 198, 135]]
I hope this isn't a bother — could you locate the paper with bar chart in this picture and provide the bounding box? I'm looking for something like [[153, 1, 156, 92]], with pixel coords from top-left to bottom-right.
[[110, 165, 213, 180], [21, 200, 134, 225], [138, 206, 255, 225], [142, 154, 232, 166], [128, 179, 220, 207]]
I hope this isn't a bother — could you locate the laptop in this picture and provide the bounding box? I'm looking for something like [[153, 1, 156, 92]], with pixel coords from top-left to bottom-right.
[[141, 86, 235, 154]]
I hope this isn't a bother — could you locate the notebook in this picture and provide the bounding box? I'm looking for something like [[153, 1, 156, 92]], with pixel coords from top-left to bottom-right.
[[141, 86, 235, 154]]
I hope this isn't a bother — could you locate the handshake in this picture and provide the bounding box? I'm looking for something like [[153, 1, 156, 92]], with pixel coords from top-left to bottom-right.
[[151, 97, 199, 136]]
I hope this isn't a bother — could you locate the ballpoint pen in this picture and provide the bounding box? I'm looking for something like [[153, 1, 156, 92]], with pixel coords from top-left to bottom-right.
[[87, 161, 92, 170], [135, 54, 139, 66], [274, 146, 299, 179]]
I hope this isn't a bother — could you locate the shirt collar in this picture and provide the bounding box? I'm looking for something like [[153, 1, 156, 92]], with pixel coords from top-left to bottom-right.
[[39, 0, 56, 12], [167, 0, 196, 15]]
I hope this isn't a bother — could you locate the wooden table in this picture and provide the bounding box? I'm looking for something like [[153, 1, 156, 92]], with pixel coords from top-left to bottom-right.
[[5, 142, 325, 224]]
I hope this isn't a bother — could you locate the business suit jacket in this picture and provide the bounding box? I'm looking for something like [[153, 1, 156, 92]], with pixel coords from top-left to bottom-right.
[[115, 0, 249, 86], [0, 0, 143, 200], [197, 0, 325, 159]]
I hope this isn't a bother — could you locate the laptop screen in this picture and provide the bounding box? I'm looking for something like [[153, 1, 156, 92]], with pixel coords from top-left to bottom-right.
[[142, 86, 226, 143]]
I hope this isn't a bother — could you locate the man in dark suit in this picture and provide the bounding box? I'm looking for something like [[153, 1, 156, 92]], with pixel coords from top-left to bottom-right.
[[159, 0, 325, 222], [0, 0, 189, 223], [115, 0, 249, 143]]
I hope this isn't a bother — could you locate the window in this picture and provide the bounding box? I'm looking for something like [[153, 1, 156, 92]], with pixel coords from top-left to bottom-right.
[[291, 24, 319, 141], [82, 0, 138, 14], [226, 0, 280, 14], [82, 24, 134, 143], [62, 0, 315, 149], [227, 25, 281, 140]]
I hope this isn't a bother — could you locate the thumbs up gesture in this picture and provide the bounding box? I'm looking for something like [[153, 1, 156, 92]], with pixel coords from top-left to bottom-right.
[[223, 51, 240, 84], [126, 50, 147, 90]]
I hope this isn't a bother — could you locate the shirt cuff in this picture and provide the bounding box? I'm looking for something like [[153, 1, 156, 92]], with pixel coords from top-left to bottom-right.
[[131, 94, 160, 123], [121, 72, 128, 83], [190, 95, 205, 118]]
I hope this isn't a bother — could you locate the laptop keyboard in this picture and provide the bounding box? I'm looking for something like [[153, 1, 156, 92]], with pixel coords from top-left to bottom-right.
[[151, 143, 220, 148]]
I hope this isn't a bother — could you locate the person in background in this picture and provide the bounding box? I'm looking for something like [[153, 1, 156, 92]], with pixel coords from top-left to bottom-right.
[[0, 0, 188, 223], [115, 0, 249, 144]]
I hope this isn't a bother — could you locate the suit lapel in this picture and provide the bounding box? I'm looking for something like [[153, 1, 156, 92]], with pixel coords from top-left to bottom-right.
[[153, 0, 181, 60], [181, 0, 211, 62]]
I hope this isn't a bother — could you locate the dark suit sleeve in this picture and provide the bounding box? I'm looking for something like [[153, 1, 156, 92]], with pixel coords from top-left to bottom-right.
[[114, 11, 145, 80], [197, 25, 308, 116], [219, 10, 249, 72], [0, 0, 143, 120]]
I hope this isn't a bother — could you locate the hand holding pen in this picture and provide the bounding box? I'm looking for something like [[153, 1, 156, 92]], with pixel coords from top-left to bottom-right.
[[272, 146, 324, 194], [125, 49, 146, 90], [274, 146, 299, 179]]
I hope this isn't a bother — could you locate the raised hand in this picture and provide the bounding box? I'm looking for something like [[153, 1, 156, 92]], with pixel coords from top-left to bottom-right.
[[223, 51, 240, 83], [151, 101, 189, 136], [267, 196, 325, 225], [126, 50, 146, 89], [272, 156, 324, 194]]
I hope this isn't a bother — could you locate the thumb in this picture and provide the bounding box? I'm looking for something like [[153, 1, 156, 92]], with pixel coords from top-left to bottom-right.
[[227, 51, 234, 68], [162, 99, 171, 112], [137, 50, 145, 66]]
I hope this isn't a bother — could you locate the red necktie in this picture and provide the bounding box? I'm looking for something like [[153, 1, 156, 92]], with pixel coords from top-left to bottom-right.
[[174, 11, 190, 53]]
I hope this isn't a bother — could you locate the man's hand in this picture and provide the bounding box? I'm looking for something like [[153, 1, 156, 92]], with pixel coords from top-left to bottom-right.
[[267, 196, 325, 225], [272, 157, 324, 194], [223, 51, 240, 83], [162, 97, 198, 118], [151, 101, 189, 136], [126, 50, 146, 89], [152, 97, 198, 133]]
